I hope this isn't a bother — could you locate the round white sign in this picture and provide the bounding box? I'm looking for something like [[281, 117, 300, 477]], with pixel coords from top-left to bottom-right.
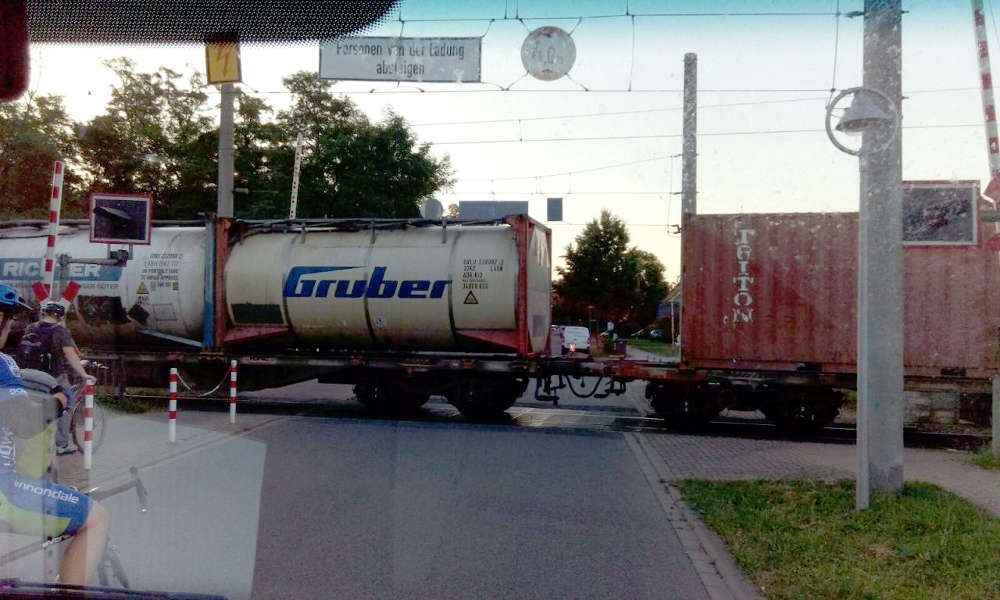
[[521, 26, 576, 81]]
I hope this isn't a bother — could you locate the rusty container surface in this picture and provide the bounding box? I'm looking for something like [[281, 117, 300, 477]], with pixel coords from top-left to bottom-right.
[[681, 211, 1000, 379]]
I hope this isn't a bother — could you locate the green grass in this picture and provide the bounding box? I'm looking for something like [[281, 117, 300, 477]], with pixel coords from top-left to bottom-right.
[[95, 389, 161, 414], [970, 447, 1000, 470], [627, 339, 679, 357], [678, 479, 1000, 600]]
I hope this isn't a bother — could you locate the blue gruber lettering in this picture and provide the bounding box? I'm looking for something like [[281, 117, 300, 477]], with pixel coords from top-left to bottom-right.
[[283, 266, 451, 300]]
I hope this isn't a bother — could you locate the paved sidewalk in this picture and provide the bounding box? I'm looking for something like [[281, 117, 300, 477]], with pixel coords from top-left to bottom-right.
[[55, 407, 285, 491], [637, 431, 1000, 517]]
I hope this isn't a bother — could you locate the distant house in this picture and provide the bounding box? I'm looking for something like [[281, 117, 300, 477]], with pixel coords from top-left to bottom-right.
[[656, 285, 681, 320], [656, 285, 682, 343]]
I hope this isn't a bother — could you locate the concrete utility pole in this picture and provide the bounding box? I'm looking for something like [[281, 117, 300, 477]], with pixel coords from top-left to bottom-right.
[[682, 53, 697, 218], [218, 82, 235, 218], [856, 0, 904, 509], [679, 53, 697, 352]]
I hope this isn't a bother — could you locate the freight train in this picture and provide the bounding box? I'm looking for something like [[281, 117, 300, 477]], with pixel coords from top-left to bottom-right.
[[0, 183, 997, 430]]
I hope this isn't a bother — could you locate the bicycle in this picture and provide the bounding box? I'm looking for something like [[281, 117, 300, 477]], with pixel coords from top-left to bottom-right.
[[0, 466, 149, 589]]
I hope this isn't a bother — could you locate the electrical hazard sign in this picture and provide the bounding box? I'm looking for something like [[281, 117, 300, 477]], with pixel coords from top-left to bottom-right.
[[463, 291, 479, 305], [137, 282, 149, 295]]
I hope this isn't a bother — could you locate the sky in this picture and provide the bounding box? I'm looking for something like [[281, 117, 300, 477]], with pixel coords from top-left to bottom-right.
[[16, 0, 996, 281]]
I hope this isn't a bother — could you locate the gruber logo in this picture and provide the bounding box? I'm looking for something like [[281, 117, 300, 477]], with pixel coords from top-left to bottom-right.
[[283, 266, 451, 299]]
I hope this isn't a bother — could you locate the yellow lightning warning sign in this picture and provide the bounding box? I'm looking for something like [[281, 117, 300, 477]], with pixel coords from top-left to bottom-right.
[[206, 41, 242, 84]]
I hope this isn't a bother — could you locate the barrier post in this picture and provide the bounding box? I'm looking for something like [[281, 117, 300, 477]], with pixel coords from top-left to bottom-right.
[[169, 367, 178, 443], [42, 161, 64, 297], [83, 382, 94, 470], [229, 359, 237, 424]]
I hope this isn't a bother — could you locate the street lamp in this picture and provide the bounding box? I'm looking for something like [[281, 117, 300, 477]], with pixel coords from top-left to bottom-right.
[[826, 84, 904, 511], [825, 87, 898, 156]]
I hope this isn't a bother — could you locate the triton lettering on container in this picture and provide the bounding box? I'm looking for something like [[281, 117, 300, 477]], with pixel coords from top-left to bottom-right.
[[647, 181, 1000, 431]]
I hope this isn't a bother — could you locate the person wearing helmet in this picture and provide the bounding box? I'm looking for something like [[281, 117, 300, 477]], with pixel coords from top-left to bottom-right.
[[0, 283, 110, 585], [16, 300, 95, 455]]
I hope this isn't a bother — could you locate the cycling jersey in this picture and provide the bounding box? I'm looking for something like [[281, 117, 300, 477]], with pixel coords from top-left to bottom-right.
[[0, 351, 92, 538]]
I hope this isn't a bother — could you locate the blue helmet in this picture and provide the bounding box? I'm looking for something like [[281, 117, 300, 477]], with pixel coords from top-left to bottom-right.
[[0, 284, 31, 315]]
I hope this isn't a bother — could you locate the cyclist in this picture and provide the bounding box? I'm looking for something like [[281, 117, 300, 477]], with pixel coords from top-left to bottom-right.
[[0, 283, 109, 585], [16, 300, 96, 455]]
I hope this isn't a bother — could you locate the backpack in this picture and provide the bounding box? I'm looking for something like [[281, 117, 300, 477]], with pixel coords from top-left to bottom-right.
[[15, 323, 56, 373]]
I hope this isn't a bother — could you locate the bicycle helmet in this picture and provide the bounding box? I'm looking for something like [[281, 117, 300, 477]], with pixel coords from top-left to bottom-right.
[[40, 300, 66, 317], [0, 283, 31, 314]]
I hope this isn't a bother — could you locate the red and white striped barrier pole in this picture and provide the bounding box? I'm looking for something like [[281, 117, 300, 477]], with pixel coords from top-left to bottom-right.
[[973, 0, 1000, 200], [169, 367, 178, 443], [83, 382, 94, 470], [229, 360, 238, 424], [42, 161, 64, 297]]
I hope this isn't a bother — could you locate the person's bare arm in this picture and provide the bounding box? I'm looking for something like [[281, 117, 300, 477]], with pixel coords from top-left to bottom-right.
[[62, 345, 96, 384]]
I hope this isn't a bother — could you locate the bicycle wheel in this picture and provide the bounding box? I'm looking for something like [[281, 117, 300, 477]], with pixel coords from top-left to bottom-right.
[[71, 397, 107, 453]]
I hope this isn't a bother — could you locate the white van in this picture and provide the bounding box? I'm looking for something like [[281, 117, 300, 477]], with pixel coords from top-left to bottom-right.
[[560, 326, 591, 355]]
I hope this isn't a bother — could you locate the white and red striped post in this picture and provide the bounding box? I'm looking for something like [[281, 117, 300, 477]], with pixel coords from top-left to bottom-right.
[[229, 359, 237, 424], [83, 382, 94, 470], [42, 161, 65, 297], [973, 0, 1000, 456], [169, 367, 178, 443], [973, 0, 1000, 200]]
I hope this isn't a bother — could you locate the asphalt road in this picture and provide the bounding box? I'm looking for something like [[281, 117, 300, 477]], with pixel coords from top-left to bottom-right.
[[246, 415, 709, 600]]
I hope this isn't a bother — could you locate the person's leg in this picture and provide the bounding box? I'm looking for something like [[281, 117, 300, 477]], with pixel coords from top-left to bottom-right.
[[58, 500, 109, 585], [54, 377, 75, 450]]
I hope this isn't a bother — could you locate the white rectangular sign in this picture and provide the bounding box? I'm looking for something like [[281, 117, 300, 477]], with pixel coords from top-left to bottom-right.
[[320, 37, 481, 83]]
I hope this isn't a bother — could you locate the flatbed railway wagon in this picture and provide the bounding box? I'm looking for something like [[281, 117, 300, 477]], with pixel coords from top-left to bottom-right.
[[0, 215, 556, 417], [642, 181, 1000, 430]]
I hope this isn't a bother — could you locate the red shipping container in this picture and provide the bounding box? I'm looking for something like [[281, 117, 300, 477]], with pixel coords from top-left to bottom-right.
[[681, 201, 1000, 380]]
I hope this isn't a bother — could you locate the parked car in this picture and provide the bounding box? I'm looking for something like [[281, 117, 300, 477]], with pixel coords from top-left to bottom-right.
[[560, 326, 591, 355]]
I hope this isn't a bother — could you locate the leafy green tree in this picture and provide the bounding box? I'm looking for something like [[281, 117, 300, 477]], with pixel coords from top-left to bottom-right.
[[554, 210, 669, 331], [267, 72, 453, 219], [0, 93, 85, 218], [77, 58, 217, 219]]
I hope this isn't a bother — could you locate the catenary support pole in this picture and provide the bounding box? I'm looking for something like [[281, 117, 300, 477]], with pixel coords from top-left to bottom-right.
[[856, 0, 904, 510], [218, 82, 235, 219], [679, 53, 697, 352]]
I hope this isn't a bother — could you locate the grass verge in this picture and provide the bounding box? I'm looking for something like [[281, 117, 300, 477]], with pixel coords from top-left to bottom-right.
[[627, 339, 679, 358], [971, 447, 1000, 470], [678, 479, 1000, 600], [97, 390, 161, 414]]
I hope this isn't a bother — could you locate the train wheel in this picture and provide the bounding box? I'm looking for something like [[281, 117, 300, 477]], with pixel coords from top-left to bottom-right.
[[354, 380, 429, 416], [649, 384, 719, 430], [449, 378, 520, 420], [765, 388, 843, 436]]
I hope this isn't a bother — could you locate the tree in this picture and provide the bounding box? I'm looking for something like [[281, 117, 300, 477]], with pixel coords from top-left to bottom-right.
[[0, 92, 85, 218], [73, 62, 453, 221], [553, 210, 669, 331], [77, 58, 217, 219], [443, 203, 460, 219], [267, 72, 454, 219]]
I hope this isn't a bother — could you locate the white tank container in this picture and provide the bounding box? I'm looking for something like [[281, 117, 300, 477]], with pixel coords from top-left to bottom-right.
[[225, 222, 551, 353], [0, 226, 207, 345]]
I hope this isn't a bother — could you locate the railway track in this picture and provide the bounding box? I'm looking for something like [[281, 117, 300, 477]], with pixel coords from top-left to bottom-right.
[[123, 392, 991, 451]]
